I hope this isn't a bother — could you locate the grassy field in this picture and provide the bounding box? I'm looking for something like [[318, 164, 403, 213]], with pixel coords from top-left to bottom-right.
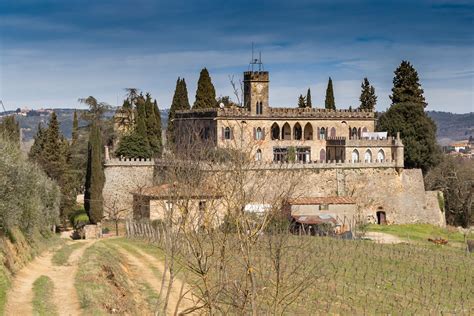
[[368, 224, 473, 246], [32, 276, 57, 316], [51, 242, 84, 266]]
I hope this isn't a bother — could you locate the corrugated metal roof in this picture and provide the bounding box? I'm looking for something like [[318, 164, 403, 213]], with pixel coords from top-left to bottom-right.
[[287, 196, 356, 205], [292, 215, 337, 225]]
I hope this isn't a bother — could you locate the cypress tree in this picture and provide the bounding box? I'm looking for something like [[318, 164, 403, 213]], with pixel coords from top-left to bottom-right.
[[325, 77, 336, 110], [0, 115, 20, 145], [306, 88, 312, 108], [84, 122, 105, 224], [72, 110, 79, 143], [297, 94, 306, 108], [390, 60, 427, 107], [168, 78, 190, 143], [153, 99, 163, 150], [135, 95, 149, 143], [144, 93, 160, 154], [29, 123, 46, 160], [359, 78, 377, 111], [193, 68, 216, 109]]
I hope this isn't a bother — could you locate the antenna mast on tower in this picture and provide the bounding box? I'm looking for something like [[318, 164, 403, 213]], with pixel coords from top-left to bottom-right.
[[249, 43, 264, 72]]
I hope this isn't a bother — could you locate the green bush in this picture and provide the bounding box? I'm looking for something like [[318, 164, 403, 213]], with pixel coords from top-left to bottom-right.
[[68, 207, 90, 228]]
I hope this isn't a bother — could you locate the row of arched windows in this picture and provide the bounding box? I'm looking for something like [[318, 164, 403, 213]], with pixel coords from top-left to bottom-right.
[[269, 122, 363, 141], [351, 149, 385, 163]]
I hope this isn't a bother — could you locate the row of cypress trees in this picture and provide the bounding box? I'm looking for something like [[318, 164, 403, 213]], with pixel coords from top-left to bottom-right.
[[297, 77, 376, 111]]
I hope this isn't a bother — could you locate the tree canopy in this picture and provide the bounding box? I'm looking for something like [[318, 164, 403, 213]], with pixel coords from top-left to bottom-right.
[[193, 68, 216, 109], [325, 78, 336, 110], [306, 88, 312, 108], [0, 115, 20, 145], [359, 78, 377, 111], [390, 60, 427, 107], [297, 94, 306, 108]]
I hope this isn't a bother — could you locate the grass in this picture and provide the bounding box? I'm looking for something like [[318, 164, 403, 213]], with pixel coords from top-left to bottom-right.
[[367, 224, 473, 246], [123, 230, 474, 314], [32, 275, 58, 316], [0, 265, 10, 316], [75, 241, 158, 315], [51, 242, 84, 266]]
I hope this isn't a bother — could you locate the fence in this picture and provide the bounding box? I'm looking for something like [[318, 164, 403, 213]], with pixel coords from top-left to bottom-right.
[[125, 219, 162, 243]]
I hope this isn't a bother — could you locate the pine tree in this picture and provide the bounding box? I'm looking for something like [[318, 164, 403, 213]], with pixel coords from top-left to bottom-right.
[[390, 60, 427, 107], [325, 77, 336, 110], [377, 61, 440, 173], [72, 110, 79, 143], [193, 68, 216, 109], [297, 94, 306, 108], [306, 88, 312, 108], [84, 122, 104, 224], [359, 78, 377, 111], [115, 132, 153, 159], [168, 78, 191, 143], [29, 112, 75, 219], [0, 115, 20, 145]]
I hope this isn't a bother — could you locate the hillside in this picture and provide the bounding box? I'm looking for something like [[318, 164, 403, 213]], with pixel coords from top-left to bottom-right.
[[3, 109, 471, 145], [427, 111, 474, 145]]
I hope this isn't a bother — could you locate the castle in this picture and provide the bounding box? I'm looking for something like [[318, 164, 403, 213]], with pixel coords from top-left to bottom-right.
[[103, 67, 445, 228]]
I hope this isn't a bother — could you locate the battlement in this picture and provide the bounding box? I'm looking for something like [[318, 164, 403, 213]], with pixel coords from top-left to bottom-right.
[[104, 157, 155, 167], [174, 107, 375, 119], [243, 71, 269, 81]]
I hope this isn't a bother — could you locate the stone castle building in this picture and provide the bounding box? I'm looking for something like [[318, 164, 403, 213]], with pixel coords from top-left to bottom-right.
[[173, 70, 404, 167], [103, 67, 445, 228]]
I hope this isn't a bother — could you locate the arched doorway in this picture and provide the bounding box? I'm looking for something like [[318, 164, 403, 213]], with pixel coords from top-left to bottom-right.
[[351, 149, 359, 162], [319, 149, 326, 162], [376, 210, 386, 225], [304, 123, 313, 140], [282, 122, 291, 140], [377, 149, 385, 162], [293, 123, 302, 140], [365, 149, 372, 163], [271, 123, 280, 140]]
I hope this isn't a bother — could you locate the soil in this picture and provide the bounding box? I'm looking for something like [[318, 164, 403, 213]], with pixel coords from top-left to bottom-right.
[[115, 246, 197, 315], [4, 240, 94, 316], [365, 232, 405, 244]]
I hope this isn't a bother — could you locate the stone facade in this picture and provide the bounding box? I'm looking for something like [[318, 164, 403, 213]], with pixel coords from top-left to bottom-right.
[[173, 69, 403, 167], [103, 158, 155, 217]]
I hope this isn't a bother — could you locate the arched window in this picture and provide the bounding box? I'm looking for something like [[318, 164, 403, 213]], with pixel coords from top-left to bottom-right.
[[319, 127, 326, 140], [351, 149, 359, 162], [255, 149, 262, 161], [320, 149, 326, 162], [304, 123, 313, 140], [282, 122, 291, 140], [377, 149, 385, 162], [224, 127, 231, 140], [365, 149, 372, 163], [256, 102, 263, 115], [351, 127, 358, 139], [362, 127, 368, 134], [293, 123, 302, 140], [271, 123, 280, 140], [330, 127, 336, 138], [256, 127, 263, 140]]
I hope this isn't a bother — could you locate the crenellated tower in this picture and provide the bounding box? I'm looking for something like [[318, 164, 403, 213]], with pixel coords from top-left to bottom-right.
[[244, 71, 269, 116]]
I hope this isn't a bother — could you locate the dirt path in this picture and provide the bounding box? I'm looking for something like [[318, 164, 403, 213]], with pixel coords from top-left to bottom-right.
[[115, 246, 197, 315], [365, 232, 405, 244], [4, 240, 94, 316]]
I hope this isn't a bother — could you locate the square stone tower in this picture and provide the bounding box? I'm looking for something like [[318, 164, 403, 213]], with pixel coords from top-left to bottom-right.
[[243, 71, 269, 116]]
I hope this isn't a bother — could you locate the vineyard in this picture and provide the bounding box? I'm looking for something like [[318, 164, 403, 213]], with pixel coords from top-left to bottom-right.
[[125, 221, 474, 314]]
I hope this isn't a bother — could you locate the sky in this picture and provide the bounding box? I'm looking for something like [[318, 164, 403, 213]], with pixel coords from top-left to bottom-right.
[[0, 0, 473, 113]]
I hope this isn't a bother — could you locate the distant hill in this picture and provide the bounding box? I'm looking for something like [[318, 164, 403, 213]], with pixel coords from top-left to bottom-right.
[[427, 111, 473, 145], [3, 108, 471, 146]]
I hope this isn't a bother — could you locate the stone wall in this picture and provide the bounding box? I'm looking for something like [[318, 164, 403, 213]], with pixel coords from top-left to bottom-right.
[[103, 157, 445, 227], [103, 158, 155, 217]]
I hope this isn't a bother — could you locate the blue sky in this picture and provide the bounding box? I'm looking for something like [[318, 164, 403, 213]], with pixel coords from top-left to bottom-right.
[[0, 0, 473, 113]]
